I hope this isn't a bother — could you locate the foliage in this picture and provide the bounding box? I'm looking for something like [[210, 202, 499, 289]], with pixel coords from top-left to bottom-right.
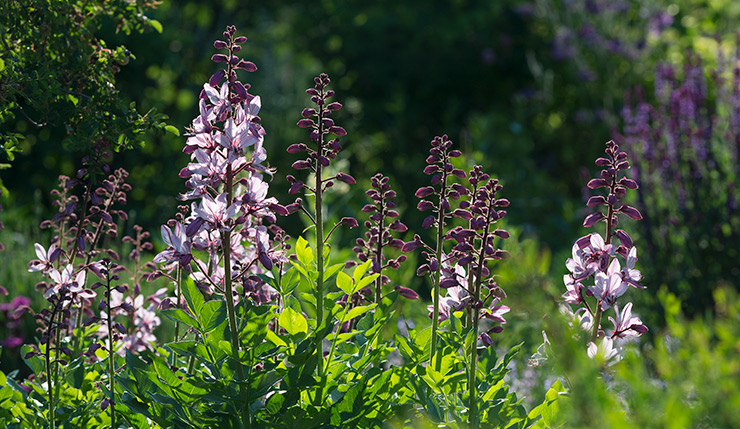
[[0, 3, 739, 428], [0, 0, 171, 190]]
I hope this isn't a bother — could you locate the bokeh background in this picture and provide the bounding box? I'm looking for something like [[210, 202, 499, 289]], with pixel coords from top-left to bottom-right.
[[3, 1, 740, 411]]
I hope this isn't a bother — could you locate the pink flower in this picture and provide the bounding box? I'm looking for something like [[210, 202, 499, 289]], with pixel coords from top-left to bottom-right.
[[153, 223, 192, 266], [203, 82, 231, 122], [587, 336, 621, 364], [590, 259, 628, 310], [45, 265, 94, 303], [609, 302, 648, 338], [193, 193, 238, 230], [28, 243, 61, 273], [621, 247, 644, 288]]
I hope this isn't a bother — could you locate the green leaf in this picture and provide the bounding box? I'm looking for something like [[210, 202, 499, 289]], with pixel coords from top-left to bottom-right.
[[295, 236, 314, 267], [279, 307, 308, 336], [336, 271, 354, 295], [426, 395, 444, 423], [148, 19, 163, 33], [164, 125, 180, 136], [162, 309, 198, 328], [344, 304, 376, 321], [355, 273, 380, 291], [353, 259, 372, 285], [279, 267, 300, 295], [200, 300, 227, 332], [20, 345, 43, 375], [324, 263, 345, 281], [181, 277, 205, 315]]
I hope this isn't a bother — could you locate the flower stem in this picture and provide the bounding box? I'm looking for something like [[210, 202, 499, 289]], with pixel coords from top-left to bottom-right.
[[223, 164, 246, 379], [314, 108, 326, 403], [106, 272, 116, 428], [45, 311, 57, 429], [430, 172, 448, 369]]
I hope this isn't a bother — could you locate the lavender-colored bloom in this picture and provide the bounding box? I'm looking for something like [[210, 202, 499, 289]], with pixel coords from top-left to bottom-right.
[[153, 223, 192, 267], [609, 302, 648, 339], [587, 336, 621, 364], [28, 243, 61, 273]]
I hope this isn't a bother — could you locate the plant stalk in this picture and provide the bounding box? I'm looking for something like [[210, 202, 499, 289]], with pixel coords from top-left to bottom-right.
[[106, 272, 116, 428]]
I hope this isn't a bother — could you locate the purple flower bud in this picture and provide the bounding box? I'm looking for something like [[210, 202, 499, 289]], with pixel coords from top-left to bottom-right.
[[287, 144, 306, 154], [424, 165, 440, 175], [329, 126, 347, 136], [233, 36, 247, 44], [297, 119, 315, 128], [449, 149, 462, 157], [341, 217, 359, 228], [620, 205, 643, 220], [233, 81, 248, 100], [417, 201, 435, 211], [422, 215, 435, 229], [336, 172, 356, 184], [440, 278, 458, 288], [452, 169, 466, 178], [389, 220, 407, 232], [395, 286, 419, 300], [595, 157, 610, 166], [495, 199, 510, 207], [493, 229, 509, 238], [452, 209, 472, 220], [211, 54, 228, 63], [269, 203, 289, 216], [416, 264, 430, 276], [292, 160, 312, 170], [209, 70, 225, 86], [583, 212, 604, 227], [587, 179, 608, 189], [620, 178, 638, 189], [431, 174, 442, 185], [587, 196, 606, 207], [318, 156, 330, 167], [415, 186, 435, 198], [402, 237, 423, 252], [289, 181, 304, 194], [615, 229, 633, 248], [213, 40, 227, 49]]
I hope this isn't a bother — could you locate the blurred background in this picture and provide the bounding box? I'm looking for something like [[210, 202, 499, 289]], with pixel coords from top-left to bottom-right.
[[2, 0, 740, 404]]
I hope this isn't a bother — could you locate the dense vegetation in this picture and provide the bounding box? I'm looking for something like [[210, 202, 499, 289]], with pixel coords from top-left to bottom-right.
[[1, 1, 739, 427]]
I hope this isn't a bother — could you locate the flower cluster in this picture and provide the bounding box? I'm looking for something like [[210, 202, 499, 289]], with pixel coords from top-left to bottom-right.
[[563, 140, 647, 363], [404, 136, 511, 350], [154, 26, 285, 306], [353, 173, 411, 303], [286, 73, 355, 205]]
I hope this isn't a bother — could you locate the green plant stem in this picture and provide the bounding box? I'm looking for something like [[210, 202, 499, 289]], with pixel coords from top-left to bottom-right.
[[221, 164, 248, 425], [430, 173, 448, 369], [106, 273, 116, 428], [314, 107, 326, 400], [468, 211, 492, 428], [172, 265, 181, 366], [375, 196, 385, 305], [324, 303, 350, 376], [45, 311, 57, 429]]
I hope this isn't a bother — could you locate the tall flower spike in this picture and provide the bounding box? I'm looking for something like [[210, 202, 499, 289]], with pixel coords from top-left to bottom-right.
[[560, 140, 647, 365], [403, 134, 466, 365], [288, 73, 356, 386], [353, 173, 410, 303], [155, 27, 287, 388]]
